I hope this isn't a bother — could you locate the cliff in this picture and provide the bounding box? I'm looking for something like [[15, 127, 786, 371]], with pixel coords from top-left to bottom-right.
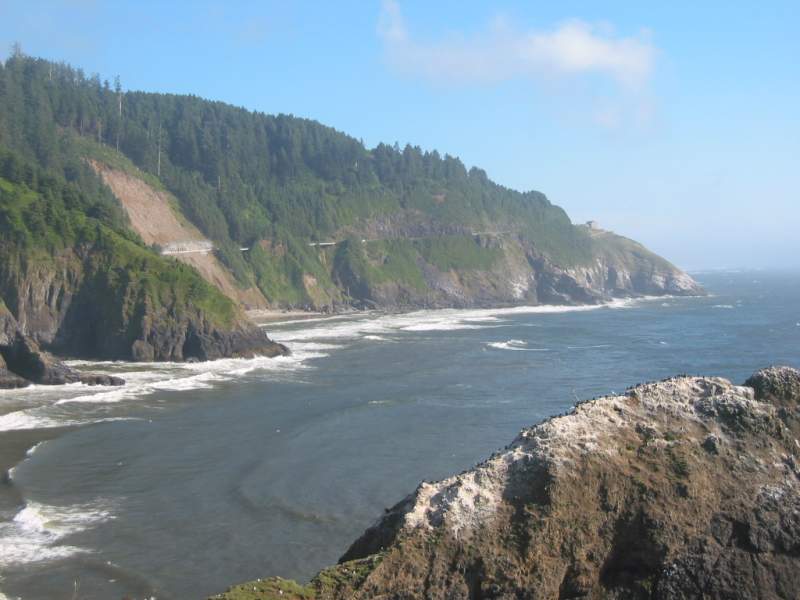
[[213, 366, 800, 599], [0, 171, 288, 372], [0, 55, 702, 322], [0, 239, 287, 364], [323, 227, 700, 311]]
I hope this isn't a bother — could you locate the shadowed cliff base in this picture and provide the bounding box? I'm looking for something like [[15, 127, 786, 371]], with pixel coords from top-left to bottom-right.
[[212, 366, 800, 600]]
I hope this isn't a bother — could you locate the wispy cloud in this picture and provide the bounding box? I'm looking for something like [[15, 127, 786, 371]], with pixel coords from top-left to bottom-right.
[[377, 1, 657, 127]]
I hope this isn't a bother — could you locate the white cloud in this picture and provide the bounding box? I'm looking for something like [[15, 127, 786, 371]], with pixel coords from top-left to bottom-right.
[[377, 1, 657, 127]]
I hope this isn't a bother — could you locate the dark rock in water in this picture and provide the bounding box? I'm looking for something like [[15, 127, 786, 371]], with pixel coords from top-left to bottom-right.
[[128, 315, 289, 362], [0, 353, 30, 389], [212, 367, 800, 600], [1, 332, 79, 385], [0, 333, 125, 386], [181, 320, 290, 361], [77, 373, 125, 386]]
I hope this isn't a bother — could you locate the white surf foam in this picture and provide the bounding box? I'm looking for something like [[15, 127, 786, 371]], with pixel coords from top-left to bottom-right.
[[0, 410, 82, 432], [0, 409, 135, 432], [486, 339, 549, 352], [55, 347, 328, 406], [25, 442, 46, 457], [5, 442, 50, 482], [273, 300, 640, 344], [0, 500, 114, 568]]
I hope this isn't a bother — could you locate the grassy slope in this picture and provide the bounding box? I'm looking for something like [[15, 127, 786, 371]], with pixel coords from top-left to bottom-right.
[[588, 229, 676, 273]]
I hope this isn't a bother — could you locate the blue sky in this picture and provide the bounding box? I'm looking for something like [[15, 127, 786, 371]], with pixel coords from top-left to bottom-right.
[[1, 0, 798, 270]]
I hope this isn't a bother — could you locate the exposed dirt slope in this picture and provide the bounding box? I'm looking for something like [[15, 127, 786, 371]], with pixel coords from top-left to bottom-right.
[[213, 366, 800, 600], [90, 161, 268, 310], [178, 253, 269, 311]]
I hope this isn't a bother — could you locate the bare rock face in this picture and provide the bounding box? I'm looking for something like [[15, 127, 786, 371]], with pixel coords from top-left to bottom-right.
[[329, 230, 703, 313], [129, 312, 289, 362], [0, 249, 289, 363], [0, 332, 124, 386], [0, 303, 17, 347], [213, 367, 800, 600], [0, 352, 29, 389], [0, 306, 28, 388]]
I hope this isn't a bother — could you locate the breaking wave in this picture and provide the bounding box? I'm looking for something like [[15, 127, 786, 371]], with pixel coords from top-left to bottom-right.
[[0, 500, 114, 568], [486, 339, 549, 352]]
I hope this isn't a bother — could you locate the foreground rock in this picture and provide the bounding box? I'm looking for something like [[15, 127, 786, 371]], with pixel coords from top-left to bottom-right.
[[0, 333, 125, 386], [213, 367, 800, 599]]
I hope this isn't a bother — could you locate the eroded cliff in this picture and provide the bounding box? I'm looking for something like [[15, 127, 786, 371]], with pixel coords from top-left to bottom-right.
[[0, 170, 287, 370]]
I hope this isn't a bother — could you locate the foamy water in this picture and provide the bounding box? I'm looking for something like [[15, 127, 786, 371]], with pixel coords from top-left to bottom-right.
[[486, 339, 550, 352], [0, 500, 114, 568], [268, 299, 637, 344], [0, 345, 329, 432]]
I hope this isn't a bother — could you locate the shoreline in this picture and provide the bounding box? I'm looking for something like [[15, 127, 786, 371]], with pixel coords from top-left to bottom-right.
[[248, 292, 701, 328], [246, 309, 325, 324]]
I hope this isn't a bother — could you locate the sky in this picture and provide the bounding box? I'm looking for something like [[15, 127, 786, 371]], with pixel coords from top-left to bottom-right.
[[1, 0, 798, 270]]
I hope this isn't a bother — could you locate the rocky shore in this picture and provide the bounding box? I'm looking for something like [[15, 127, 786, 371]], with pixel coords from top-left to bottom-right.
[[213, 366, 800, 599], [0, 243, 289, 376], [0, 297, 288, 388], [0, 331, 125, 389]]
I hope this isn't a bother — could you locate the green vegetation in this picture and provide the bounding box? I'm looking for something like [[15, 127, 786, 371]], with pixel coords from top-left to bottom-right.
[[365, 239, 428, 290], [0, 50, 682, 314], [212, 577, 315, 600], [312, 555, 383, 591], [0, 147, 237, 328], [71, 134, 164, 190], [0, 51, 604, 307], [588, 229, 674, 273], [211, 555, 383, 600], [415, 236, 502, 271]]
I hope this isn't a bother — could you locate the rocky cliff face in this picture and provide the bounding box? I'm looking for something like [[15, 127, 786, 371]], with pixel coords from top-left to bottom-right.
[[332, 231, 702, 312], [213, 366, 800, 600], [0, 245, 287, 365]]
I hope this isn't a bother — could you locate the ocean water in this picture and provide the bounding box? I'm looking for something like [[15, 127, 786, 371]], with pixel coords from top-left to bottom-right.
[[0, 270, 798, 599]]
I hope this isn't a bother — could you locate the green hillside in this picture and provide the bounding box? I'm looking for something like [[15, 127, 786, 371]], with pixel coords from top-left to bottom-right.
[[0, 140, 252, 362], [0, 52, 601, 308], [0, 50, 699, 326]]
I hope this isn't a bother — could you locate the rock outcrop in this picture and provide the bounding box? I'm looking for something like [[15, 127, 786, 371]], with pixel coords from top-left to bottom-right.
[[327, 229, 703, 313], [213, 367, 800, 600], [0, 332, 124, 386], [129, 314, 289, 362], [0, 352, 29, 389], [0, 244, 288, 363]]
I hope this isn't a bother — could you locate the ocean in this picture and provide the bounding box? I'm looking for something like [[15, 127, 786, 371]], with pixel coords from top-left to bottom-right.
[[0, 270, 798, 599]]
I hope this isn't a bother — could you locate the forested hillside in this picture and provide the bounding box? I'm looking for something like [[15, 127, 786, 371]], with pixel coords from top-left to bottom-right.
[[0, 49, 700, 353], [0, 51, 290, 363]]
